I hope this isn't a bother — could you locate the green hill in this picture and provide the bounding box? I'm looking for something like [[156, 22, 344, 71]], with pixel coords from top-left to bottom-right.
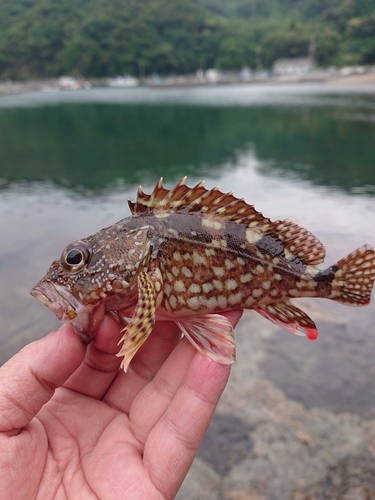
[[0, 0, 374, 79]]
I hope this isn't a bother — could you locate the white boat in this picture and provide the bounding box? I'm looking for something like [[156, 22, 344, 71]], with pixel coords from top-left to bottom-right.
[[58, 76, 81, 90], [107, 74, 139, 87]]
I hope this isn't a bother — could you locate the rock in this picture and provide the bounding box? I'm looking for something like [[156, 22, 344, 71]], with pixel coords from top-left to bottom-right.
[[176, 458, 222, 500], [180, 313, 375, 499], [303, 451, 375, 499], [197, 413, 254, 476]]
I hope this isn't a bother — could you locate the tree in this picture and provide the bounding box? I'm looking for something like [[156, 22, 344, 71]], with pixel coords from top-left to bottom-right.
[[315, 27, 340, 66], [217, 37, 256, 69], [261, 30, 310, 68]]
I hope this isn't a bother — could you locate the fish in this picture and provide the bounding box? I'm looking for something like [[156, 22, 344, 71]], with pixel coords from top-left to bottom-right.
[[31, 177, 375, 371]]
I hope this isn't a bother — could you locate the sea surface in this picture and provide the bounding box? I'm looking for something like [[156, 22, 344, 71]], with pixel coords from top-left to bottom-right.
[[1, 83, 375, 417]]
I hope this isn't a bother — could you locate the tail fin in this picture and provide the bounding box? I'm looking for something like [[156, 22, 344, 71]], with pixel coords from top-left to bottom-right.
[[330, 244, 375, 306]]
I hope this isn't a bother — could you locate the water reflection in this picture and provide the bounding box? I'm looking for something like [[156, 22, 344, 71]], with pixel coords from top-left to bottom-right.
[[0, 97, 375, 195], [0, 105, 248, 191]]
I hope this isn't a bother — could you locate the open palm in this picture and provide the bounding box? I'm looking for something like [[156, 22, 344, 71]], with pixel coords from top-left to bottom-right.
[[0, 311, 241, 499]]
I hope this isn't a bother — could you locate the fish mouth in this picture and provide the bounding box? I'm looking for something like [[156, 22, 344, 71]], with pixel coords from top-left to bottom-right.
[[31, 281, 104, 343], [31, 281, 79, 321]]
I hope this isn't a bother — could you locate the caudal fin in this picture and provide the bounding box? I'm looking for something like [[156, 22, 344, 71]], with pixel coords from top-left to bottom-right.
[[330, 244, 375, 306]]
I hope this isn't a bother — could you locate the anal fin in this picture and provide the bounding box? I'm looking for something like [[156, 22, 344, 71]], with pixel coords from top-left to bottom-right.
[[255, 301, 319, 341], [177, 314, 236, 364]]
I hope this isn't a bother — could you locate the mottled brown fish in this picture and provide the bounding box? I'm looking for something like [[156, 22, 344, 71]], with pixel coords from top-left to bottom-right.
[[31, 178, 375, 371]]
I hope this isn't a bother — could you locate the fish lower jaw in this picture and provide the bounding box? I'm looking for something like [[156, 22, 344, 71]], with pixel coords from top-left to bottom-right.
[[30, 285, 76, 321], [31, 281, 82, 319], [31, 281, 105, 342]]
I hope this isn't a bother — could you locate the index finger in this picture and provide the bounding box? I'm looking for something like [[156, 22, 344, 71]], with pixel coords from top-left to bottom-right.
[[0, 325, 85, 434]]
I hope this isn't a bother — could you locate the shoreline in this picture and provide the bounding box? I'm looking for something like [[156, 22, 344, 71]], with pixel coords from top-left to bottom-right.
[[1, 72, 375, 97]]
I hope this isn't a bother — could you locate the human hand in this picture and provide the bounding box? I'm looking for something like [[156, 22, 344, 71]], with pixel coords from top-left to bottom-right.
[[0, 310, 242, 500]]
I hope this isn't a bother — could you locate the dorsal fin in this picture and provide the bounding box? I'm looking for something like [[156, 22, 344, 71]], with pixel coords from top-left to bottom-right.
[[128, 177, 170, 214], [268, 218, 325, 267], [129, 177, 267, 225], [128, 178, 325, 267]]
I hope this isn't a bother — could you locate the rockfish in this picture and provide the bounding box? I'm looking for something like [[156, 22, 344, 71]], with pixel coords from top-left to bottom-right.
[[31, 178, 375, 371]]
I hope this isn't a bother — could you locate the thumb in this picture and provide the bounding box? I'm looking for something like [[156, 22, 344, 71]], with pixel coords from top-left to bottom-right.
[[0, 324, 85, 434]]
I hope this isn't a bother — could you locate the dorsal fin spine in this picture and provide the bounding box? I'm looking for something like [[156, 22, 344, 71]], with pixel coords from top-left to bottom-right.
[[159, 176, 188, 208], [128, 199, 135, 214]]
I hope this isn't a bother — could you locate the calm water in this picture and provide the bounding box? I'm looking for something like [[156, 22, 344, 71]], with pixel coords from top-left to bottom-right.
[[1, 84, 375, 413]]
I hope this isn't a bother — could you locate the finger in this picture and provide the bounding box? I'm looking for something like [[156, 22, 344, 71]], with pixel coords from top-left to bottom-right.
[[129, 310, 243, 445], [104, 310, 242, 413], [0, 325, 85, 434], [145, 351, 231, 498], [63, 314, 123, 398], [220, 309, 244, 328], [103, 320, 181, 412]]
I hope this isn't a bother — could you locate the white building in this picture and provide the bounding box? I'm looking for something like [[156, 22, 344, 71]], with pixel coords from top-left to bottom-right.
[[273, 57, 314, 76]]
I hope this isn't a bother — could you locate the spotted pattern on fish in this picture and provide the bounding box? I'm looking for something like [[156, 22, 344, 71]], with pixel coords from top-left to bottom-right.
[[117, 269, 162, 371], [31, 177, 375, 370]]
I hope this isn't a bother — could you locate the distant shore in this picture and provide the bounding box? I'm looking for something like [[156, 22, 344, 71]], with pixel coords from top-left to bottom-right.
[[323, 72, 375, 86], [1, 71, 375, 97]]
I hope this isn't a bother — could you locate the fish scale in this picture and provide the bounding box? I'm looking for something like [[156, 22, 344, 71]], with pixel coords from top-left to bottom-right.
[[31, 177, 375, 371]]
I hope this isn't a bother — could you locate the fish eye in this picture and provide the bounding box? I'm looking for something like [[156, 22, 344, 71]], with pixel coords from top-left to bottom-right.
[[61, 241, 91, 272]]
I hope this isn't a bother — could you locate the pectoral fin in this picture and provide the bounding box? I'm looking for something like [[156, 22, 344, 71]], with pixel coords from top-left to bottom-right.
[[177, 314, 236, 364], [255, 301, 318, 340], [117, 270, 162, 371]]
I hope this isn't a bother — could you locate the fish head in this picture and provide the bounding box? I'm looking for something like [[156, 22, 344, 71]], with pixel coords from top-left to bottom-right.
[[31, 225, 151, 342]]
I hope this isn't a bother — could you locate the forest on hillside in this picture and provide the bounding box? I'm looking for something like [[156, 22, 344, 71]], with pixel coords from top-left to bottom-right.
[[0, 0, 374, 79]]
